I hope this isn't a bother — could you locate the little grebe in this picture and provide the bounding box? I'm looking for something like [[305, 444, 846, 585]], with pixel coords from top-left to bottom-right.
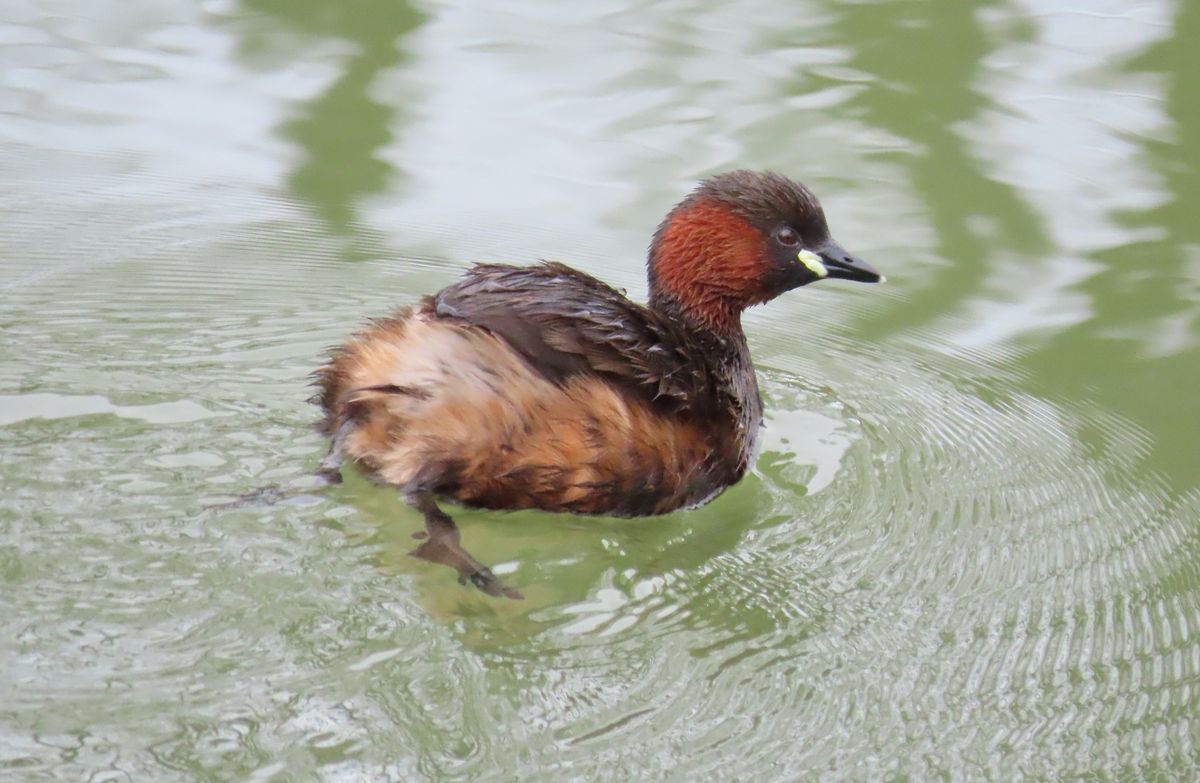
[[314, 170, 882, 598]]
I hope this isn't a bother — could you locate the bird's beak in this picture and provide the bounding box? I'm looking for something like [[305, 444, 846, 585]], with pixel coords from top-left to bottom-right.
[[816, 240, 884, 283]]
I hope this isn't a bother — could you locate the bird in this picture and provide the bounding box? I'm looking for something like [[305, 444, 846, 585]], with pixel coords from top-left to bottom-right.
[[313, 170, 882, 598]]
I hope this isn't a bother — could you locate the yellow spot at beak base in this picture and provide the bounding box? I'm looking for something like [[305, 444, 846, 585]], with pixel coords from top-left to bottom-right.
[[797, 249, 827, 278]]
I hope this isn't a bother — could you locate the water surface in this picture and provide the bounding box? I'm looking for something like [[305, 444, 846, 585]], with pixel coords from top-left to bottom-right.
[[2, 0, 1199, 780]]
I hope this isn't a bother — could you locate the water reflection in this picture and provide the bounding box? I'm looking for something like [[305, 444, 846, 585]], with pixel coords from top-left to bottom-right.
[[4, 0, 1200, 779], [822, 0, 1051, 338], [235, 0, 426, 237], [1018, 0, 1200, 487]]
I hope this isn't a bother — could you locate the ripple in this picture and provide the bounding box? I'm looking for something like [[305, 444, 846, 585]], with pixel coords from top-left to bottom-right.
[[353, 336, 1200, 780], [4, 182, 1199, 777], [4, 20, 1199, 775]]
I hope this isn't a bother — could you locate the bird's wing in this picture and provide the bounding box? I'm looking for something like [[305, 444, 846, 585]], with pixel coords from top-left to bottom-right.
[[429, 262, 712, 412]]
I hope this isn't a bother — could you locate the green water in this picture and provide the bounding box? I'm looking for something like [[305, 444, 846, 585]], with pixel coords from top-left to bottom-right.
[[2, 0, 1199, 780]]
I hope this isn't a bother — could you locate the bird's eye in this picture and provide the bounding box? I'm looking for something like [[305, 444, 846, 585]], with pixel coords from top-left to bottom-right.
[[774, 226, 800, 246]]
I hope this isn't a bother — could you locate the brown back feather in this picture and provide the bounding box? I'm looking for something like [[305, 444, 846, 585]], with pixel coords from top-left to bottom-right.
[[429, 262, 717, 414]]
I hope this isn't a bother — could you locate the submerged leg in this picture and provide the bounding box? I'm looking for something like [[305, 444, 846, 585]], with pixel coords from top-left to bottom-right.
[[407, 492, 523, 600], [314, 420, 352, 485], [208, 464, 342, 509], [208, 426, 351, 510]]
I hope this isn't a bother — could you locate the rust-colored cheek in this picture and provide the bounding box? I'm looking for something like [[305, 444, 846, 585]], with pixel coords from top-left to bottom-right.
[[652, 199, 769, 325]]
